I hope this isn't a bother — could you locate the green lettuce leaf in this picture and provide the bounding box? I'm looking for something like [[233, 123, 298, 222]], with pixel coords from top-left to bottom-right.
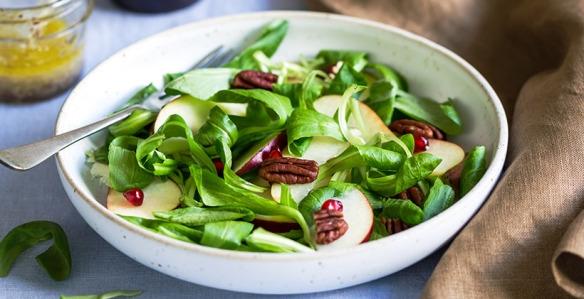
[[200, 221, 254, 250], [154, 206, 254, 227], [165, 68, 238, 100], [382, 199, 424, 225], [460, 146, 487, 196], [286, 108, 345, 156], [245, 228, 313, 253], [365, 63, 408, 91], [316, 50, 368, 72], [318, 145, 405, 181], [326, 63, 367, 95], [224, 20, 288, 70], [122, 216, 202, 243], [394, 91, 463, 135], [108, 136, 154, 191], [423, 178, 455, 220]]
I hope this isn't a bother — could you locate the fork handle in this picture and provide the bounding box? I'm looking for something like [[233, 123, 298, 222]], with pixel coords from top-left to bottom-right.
[[0, 106, 139, 171]]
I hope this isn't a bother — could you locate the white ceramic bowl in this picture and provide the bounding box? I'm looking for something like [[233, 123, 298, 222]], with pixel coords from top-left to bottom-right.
[[56, 11, 508, 294]]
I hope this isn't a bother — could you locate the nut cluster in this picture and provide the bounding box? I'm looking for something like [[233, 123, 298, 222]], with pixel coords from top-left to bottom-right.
[[258, 157, 319, 184], [314, 209, 349, 244], [389, 119, 444, 140], [232, 70, 278, 90], [381, 217, 408, 235], [398, 186, 425, 207]]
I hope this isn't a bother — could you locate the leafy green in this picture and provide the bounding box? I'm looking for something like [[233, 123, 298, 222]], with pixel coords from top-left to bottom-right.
[[195, 106, 238, 147], [394, 91, 462, 135], [215, 136, 266, 193], [108, 136, 154, 192], [365, 81, 396, 125], [122, 216, 202, 243], [382, 199, 424, 225], [200, 221, 254, 250], [369, 217, 389, 241], [366, 153, 442, 196], [286, 108, 344, 156], [154, 206, 254, 227], [318, 145, 405, 181], [365, 63, 408, 91], [460, 146, 487, 196], [224, 20, 288, 70], [189, 165, 312, 246], [109, 109, 156, 137], [165, 68, 238, 100], [423, 179, 455, 220], [115, 83, 158, 112], [60, 290, 142, 299], [245, 228, 313, 253], [279, 184, 298, 209], [209, 89, 292, 140], [136, 114, 215, 176], [326, 63, 367, 95], [441, 98, 462, 129], [316, 50, 368, 72], [163, 72, 184, 85], [0, 221, 71, 281]]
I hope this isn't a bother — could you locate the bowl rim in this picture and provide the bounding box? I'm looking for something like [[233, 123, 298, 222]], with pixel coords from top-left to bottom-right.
[[56, 10, 508, 261]]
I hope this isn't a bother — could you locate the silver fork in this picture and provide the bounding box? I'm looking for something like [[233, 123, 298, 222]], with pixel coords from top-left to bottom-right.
[[0, 46, 234, 171]]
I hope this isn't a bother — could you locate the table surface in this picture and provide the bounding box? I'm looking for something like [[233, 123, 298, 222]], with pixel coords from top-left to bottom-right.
[[0, 0, 443, 297]]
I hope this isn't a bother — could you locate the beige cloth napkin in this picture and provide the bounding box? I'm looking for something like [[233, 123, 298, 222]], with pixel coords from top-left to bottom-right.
[[312, 0, 584, 297]]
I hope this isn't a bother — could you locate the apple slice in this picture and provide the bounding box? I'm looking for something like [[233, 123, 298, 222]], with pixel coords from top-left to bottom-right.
[[153, 95, 247, 133], [316, 188, 374, 251], [253, 215, 300, 233], [271, 136, 349, 203], [107, 179, 181, 219], [425, 139, 465, 176], [313, 95, 397, 142], [233, 133, 287, 175]]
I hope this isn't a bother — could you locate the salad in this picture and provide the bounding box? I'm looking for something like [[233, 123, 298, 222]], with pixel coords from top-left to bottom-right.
[[88, 20, 488, 253]]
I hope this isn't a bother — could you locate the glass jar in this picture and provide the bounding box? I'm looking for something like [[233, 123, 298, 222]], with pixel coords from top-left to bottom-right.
[[0, 0, 94, 102]]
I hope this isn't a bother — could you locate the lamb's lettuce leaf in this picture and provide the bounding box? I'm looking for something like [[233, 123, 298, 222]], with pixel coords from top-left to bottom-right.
[[135, 115, 214, 176], [165, 68, 238, 100], [382, 199, 424, 225], [279, 184, 298, 209], [326, 63, 367, 95], [224, 20, 288, 70], [109, 109, 156, 137], [316, 50, 368, 72], [115, 83, 158, 112], [394, 91, 463, 135], [245, 228, 313, 253], [154, 206, 254, 227], [423, 178, 455, 220], [286, 108, 344, 156], [366, 153, 441, 196], [318, 145, 405, 181], [122, 216, 203, 243], [460, 146, 487, 196], [108, 136, 154, 191], [195, 106, 238, 148], [365, 63, 408, 91], [200, 221, 254, 250], [189, 165, 312, 246], [364, 81, 396, 125]]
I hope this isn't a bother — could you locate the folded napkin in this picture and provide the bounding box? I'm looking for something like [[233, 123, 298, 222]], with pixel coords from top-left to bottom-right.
[[312, 0, 584, 297]]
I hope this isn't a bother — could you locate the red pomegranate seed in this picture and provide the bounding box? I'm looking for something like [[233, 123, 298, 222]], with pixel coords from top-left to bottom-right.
[[213, 159, 224, 173], [414, 135, 429, 153], [123, 188, 144, 206], [266, 149, 282, 160], [321, 199, 343, 212]]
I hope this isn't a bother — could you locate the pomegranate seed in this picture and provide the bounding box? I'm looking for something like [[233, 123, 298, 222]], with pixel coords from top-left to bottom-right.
[[266, 149, 282, 160], [213, 159, 224, 174], [414, 135, 429, 153], [123, 188, 144, 206], [321, 199, 343, 212]]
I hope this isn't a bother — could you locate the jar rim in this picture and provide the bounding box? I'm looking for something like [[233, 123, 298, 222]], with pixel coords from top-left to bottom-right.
[[0, 0, 94, 42]]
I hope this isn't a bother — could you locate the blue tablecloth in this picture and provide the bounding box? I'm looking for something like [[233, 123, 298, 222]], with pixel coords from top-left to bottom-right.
[[0, 1, 443, 297]]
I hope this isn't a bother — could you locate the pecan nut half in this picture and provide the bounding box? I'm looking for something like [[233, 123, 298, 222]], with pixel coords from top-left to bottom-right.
[[381, 217, 409, 235], [444, 161, 464, 194], [314, 209, 349, 244], [389, 119, 444, 140], [398, 186, 425, 207], [232, 70, 278, 90], [258, 157, 319, 184]]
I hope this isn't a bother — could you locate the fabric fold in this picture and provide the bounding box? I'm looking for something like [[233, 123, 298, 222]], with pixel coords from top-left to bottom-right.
[[313, 0, 584, 297]]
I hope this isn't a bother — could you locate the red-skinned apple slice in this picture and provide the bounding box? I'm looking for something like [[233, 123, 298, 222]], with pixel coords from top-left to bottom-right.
[[153, 95, 247, 133], [425, 139, 465, 176], [233, 133, 287, 175], [316, 188, 374, 251], [107, 179, 181, 219]]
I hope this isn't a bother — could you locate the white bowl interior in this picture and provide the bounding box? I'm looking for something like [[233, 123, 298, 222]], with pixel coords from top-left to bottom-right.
[[56, 12, 507, 294]]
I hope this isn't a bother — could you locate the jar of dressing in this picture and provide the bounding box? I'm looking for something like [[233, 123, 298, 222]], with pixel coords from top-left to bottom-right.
[[0, 0, 93, 102]]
